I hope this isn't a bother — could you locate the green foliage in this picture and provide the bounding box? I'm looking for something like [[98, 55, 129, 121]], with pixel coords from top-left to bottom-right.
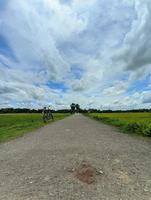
[[142, 124, 151, 136], [0, 113, 70, 143], [87, 112, 151, 137], [124, 123, 143, 134]]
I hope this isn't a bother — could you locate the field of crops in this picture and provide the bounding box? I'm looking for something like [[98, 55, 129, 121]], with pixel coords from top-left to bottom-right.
[[0, 113, 70, 143], [88, 112, 151, 137]]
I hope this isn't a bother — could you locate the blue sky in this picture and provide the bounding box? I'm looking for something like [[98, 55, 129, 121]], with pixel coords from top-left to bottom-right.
[[0, 0, 151, 109]]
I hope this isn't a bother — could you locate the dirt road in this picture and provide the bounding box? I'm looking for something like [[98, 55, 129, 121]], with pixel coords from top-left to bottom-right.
[[0, 114, 151, 200]]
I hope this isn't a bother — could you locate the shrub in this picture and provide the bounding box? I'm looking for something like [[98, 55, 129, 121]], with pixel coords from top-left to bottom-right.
[[142, 124, 151, 136], [124, 122, 151, 136], [124, 122, 142, 134]]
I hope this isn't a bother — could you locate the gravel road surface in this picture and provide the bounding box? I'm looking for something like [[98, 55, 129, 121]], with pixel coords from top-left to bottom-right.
[[0, 114, 151, 200]]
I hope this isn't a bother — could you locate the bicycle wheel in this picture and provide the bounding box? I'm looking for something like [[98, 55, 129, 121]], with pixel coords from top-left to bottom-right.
[[43, 114, 47, 123]]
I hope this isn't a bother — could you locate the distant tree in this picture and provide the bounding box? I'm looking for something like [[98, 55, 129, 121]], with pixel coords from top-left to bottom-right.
[[75, 104, 80, 112], [70, 103, 76, 114]]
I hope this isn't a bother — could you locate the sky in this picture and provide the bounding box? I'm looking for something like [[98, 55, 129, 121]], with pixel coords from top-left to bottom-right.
[[0, 0, 151, 110]]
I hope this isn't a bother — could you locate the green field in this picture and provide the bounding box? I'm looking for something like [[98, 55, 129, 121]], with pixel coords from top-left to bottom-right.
[[0, 113, 70, 143], [88, 112, 151, 137]]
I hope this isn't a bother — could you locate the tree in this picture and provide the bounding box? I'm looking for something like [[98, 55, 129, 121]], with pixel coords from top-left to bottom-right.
[[75, 104, 80, 112]]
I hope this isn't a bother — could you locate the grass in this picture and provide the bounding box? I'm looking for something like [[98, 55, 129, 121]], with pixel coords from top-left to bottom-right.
[[0, 113, 70, 143], [87, 112, 151, 137]]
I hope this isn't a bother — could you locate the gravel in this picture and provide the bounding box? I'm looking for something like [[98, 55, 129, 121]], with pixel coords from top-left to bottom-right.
[[0, 114, 151, 200]]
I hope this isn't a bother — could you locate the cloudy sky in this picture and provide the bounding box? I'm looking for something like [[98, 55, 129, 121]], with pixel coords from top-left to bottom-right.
[[0, 0, 151, 110]]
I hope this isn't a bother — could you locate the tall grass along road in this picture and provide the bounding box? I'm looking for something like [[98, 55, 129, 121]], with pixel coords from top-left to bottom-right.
[[0, 114, 151, 199], [88, 112, 151, 137]]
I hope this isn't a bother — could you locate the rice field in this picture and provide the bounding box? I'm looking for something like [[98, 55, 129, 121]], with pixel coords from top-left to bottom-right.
[[0, 113, 70, 143], [88, 112, 151, 137]]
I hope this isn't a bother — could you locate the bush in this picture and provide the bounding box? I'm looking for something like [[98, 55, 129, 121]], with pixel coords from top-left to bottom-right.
[[142, 124, 151, 136], [124, 122, 151, 136], [124, 122, 142, 134]]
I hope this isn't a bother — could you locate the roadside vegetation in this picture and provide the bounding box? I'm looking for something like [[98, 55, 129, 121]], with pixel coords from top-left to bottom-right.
[[87, 112, 151, 137], [0, 113, 70, 143]]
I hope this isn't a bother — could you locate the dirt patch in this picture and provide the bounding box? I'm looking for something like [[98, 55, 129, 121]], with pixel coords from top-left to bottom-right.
[[73, 161, 96, 184]]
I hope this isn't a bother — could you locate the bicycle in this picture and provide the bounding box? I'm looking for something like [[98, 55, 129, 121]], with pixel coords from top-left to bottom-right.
[[42, 107, 54, 123]]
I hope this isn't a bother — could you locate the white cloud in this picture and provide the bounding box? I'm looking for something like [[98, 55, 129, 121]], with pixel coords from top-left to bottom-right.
[[0, 0, 151, 109], [142, 91, 151, 104], [103, 81, 128, 96], [114, 0, 151, 76]]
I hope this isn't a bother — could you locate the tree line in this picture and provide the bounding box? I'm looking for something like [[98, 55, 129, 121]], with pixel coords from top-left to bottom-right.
[[0, 107, 151, 114]]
